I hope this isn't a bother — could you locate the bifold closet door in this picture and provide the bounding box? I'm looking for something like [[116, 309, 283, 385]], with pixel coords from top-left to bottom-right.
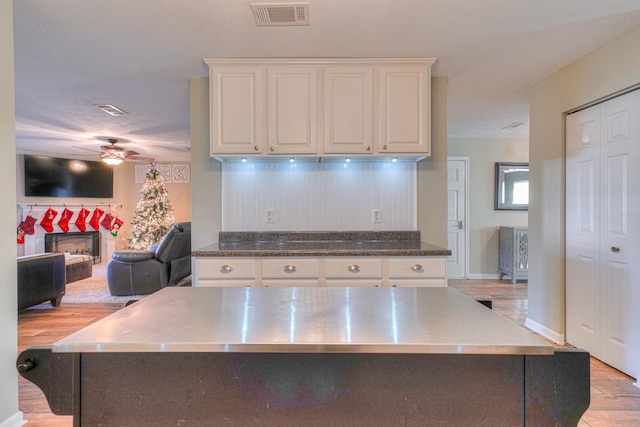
[[566, 89, 640, 380]]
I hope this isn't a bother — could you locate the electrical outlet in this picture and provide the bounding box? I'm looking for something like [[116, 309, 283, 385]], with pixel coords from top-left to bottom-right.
[[372, 209, 382, 223], [265, 209, 275, 223]]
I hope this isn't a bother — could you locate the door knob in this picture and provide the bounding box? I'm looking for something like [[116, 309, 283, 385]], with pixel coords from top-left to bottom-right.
[[610, 246, 620, 253], [458, 221, 465, 229]]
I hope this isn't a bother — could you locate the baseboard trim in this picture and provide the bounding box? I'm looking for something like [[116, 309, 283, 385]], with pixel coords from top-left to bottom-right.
[[525, 318, 565, 344], [0, 411, 26, 427], [467, 274, 501, 280]]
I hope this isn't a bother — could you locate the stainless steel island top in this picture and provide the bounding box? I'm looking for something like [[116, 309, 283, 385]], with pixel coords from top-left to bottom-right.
[[53, 287, 552, 355]]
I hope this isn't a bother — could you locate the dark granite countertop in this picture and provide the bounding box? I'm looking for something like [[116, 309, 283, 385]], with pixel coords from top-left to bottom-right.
[[192, 231, 452, 257]]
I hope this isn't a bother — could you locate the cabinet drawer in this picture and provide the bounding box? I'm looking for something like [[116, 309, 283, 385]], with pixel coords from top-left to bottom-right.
[[325, 258, 382, 279], [387, 258, 446, 278], [262, 280, 318, 287], [196, 259, 256, 279], [196, 279, 257, 288], [261, 259, 318, 279], [324, 280, 382, 288], [385, 279, 447, 287]]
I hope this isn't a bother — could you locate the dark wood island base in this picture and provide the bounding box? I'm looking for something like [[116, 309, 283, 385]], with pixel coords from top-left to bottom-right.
[[18, 347, 590, 426]]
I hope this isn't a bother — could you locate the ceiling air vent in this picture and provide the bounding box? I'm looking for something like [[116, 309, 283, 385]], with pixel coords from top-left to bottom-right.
[[97, 104, 128, 116], [250, 2, 310, 26]]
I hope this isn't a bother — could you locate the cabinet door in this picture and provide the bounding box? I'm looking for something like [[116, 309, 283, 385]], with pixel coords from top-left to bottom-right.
[[323, 67, 373, 154], [209, 66, 263, 155], [378, 66, 430, 155], [267, 67, 317, 155]]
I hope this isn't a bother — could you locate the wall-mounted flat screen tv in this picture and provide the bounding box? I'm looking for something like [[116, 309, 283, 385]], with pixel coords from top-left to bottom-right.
[[24, 155, 114, 198]]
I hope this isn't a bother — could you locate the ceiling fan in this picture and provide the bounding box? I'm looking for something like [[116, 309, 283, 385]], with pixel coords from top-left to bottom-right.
[[74, 138, 155, 165]]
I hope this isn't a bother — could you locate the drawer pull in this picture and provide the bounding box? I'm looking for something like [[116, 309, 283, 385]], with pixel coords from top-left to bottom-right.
[[219, 265, 234, 273], [411, 264, 424, 273], [347, 264, 361, 273], [283, 265, 297, 273]]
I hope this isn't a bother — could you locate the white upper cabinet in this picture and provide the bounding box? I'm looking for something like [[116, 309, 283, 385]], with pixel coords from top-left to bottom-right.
[[378, 66, 430, 155], [267, 67, 318, 155], [323, 66, 373, 154], [209, 66, 263, 155], [204, 58, 435, 158]]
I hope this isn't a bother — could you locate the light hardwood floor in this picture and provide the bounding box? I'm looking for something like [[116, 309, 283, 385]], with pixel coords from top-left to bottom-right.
[[17, 279, 640, 426]]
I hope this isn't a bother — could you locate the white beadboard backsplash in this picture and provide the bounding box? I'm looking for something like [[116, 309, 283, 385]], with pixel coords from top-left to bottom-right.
[[222, 160, 416, 231]]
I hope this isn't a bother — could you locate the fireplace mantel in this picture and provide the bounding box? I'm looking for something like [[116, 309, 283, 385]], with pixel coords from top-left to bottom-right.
[[17, 204, 117, 263]]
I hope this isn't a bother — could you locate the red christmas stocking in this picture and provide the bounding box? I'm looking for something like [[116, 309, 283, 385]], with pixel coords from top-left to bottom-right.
[[75, 207, 90, 232], [22, 214, 37, 235], [111, 217, 123, 236], [101, 213, 115, 230], [40, 208, 58, 233], [89, 208, 104, 231], [57, 208, 74, 233], [17, 223, 26, 244]]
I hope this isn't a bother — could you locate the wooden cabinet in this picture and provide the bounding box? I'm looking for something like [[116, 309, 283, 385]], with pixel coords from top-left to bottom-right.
[[194, 256, 447, 288], [261, 258, 318, 287], [386, 257, 447, 287], [323, 67, 373, 154], [194, 258, 256, 287], [378, 66, 430, 155], [267, 67, 318, 154], [498, 226, 528, 284], [205, 58, 435, 158], [208, 66, 263, 155]]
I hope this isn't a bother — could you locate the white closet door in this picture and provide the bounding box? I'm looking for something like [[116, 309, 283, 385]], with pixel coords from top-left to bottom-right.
[[598, 91, 640, 378], [566, 89, 640, 380], [566, 105, 601, 355]]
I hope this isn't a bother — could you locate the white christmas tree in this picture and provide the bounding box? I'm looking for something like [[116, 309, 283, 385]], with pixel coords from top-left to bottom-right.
[[128, 167, 175, 250]]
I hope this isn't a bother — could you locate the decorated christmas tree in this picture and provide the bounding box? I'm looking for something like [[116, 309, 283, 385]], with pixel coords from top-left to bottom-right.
[[128, 167, 175, 250]]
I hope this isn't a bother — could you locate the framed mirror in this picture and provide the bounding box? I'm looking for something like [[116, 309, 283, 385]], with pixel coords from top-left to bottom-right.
[[495, 162, 529, 211]]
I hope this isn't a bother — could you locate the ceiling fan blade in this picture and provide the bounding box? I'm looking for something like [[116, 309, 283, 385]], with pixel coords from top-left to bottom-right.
[[123, 149, 140, 156], [72, 145, 101, 154], [100, 145, 124, 152], [126, 155, 156, 163]]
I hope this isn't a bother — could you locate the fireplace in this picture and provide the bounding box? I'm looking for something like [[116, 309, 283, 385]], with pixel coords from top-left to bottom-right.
[[44, 232, 101, 264]]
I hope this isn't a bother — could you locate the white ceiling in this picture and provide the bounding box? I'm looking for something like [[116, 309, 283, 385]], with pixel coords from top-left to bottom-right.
[[13, 0, 640, 162]]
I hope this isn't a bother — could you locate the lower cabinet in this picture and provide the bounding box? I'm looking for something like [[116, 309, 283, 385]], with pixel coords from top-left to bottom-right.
[[194, 256, 447, 287]]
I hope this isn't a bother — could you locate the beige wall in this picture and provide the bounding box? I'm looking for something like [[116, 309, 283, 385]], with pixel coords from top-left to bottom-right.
[[1, 0, 20, 423], [190, 76, 449, 249], [528, 24, 640, 342], [448, 137, 529, 276]]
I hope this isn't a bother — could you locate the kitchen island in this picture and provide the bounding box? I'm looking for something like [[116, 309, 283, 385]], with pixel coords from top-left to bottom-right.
[[17, 286, 590, 426]]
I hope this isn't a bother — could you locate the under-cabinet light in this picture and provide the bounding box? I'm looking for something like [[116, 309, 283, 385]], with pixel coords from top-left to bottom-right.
[[289, 157, 295, 163], [391, 157, 398, 163]]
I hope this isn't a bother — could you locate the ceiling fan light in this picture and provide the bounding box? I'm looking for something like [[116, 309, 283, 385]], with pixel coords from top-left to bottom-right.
[[102, 154, 123, 166]]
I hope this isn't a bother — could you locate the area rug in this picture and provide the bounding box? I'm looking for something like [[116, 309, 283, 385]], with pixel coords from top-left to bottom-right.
[[61, 264, 191, 305]]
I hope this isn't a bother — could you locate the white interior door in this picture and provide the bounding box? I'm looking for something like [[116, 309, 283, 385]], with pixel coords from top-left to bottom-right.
[[447, 158, 469, 279]]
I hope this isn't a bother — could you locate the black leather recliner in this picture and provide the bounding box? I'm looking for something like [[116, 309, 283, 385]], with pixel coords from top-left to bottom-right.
[[107, 222, 191, 296]]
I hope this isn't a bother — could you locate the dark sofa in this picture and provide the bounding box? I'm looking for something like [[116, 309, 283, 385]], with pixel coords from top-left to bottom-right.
[[18, 253, 66, 311]]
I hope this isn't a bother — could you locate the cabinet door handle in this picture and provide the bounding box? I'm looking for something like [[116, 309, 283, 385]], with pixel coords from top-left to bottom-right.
[[283, 265, 297, 273], [382, 144, 387, 150], [411, 264, 424, 273], [270, 146, 275, 152], [347, 264, 361, 273], [610, 246, 620, 253], [219, 265, 233, 273], [254, 146, 259, 151], [366, 146, 371, 151]]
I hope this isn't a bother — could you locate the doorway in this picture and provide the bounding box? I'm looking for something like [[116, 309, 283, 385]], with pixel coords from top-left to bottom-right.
[[447, 157, 469, 279]]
